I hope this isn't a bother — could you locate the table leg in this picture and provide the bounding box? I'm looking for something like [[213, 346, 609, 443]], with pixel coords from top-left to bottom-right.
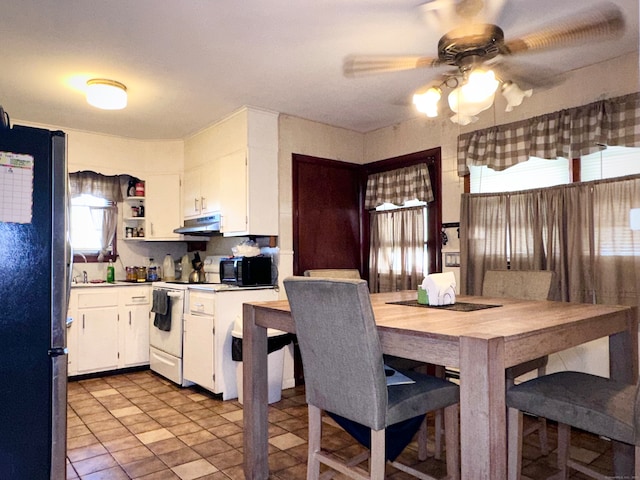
[[609, 309, 638, 476], [243, 303, 269, 480], [460, 336, 506, 479]]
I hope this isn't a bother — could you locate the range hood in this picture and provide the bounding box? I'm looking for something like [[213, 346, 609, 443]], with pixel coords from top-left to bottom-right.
[[173, 213, 221, 236]]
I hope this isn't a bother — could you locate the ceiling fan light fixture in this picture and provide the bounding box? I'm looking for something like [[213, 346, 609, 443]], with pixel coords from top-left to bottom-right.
[[86, 79, 127, 110], [413, 87, 441, 117], [502, 80, 533, 112], [448, 84, 495, 117], [461, 69, 499, 103]]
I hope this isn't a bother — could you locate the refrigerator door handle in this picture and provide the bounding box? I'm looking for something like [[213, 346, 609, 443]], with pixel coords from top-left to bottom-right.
[[48, 347, 68, 357]]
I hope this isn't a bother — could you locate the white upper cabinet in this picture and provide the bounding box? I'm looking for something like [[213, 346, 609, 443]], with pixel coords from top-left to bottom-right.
[[145, 173, 183, 240], [184, 106, 278, 237], [183, 162, 219, 219]]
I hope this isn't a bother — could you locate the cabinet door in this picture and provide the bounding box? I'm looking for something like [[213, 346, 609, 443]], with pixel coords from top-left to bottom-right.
[[183, 168, 201, 219], [200, 161, 220, 215], [219, 150, 248, 234], [66, 304, 78, 376], [77, 308, 119, 374], [183, 313, 215, 390], [121, 305, 150, 367], [146, 174, 182, 240]]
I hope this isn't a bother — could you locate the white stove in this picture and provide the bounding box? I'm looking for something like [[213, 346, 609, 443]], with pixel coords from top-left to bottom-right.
[[149, 282, 190, 386]]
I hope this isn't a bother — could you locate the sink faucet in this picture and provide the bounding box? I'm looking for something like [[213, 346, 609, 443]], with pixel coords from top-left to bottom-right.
[[82, 271, 88, 284]]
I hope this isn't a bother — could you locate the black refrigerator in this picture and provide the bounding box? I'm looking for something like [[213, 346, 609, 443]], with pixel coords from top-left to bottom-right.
[[0, 124, 69, 479]]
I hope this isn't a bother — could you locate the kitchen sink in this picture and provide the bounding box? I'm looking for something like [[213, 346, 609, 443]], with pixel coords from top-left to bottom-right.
[[71, 281, 135, 288]]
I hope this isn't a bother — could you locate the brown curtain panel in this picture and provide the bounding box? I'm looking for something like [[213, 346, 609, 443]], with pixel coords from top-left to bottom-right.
[[369, 207, 425, 293], [460, 175, 640, 318]]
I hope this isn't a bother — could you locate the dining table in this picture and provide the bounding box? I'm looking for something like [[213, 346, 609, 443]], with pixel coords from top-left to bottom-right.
[[241, 291, 638, 479]]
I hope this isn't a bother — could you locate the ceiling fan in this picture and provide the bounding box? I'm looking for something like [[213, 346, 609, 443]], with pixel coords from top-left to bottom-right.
[[343, 0, 625, 125]]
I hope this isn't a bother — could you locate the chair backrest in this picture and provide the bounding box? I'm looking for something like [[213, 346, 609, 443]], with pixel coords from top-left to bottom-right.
[[283, 276, 387, 430], [303, 269, 361, 279], [482, 270, 556, 301]]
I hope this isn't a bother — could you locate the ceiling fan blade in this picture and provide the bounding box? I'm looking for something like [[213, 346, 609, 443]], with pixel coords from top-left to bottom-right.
[[503, 3, 625, 55], [490, 58, 567, 90], [343, 55, 441, 77]]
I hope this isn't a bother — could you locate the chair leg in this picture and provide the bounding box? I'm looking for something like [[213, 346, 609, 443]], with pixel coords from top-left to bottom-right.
[[536, 366, 549, 456], [556, 423, 571, 479], [307, 405, 322, 480], [433, 365, 446, 460], [538, 417, 549, 456], [443, 403, 460, 480], [507, 407, 523, 480], [370, 428, 386, 480], [417, 415, 428, 461]]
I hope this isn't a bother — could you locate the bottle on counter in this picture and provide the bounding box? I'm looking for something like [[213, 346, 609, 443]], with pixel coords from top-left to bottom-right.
[[162, 254, 175, 281], [147, 258, 159, 282], [106, 260, 115, 283]]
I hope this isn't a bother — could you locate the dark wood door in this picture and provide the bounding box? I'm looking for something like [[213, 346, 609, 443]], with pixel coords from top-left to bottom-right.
[[292, 154, 363, 277]]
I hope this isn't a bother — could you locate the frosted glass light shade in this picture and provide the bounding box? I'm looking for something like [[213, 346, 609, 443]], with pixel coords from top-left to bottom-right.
[[413, 87, 441, 117], [447, 69, 498, 123], [86, 79, 127, 110], [502, 81, 532, 112]]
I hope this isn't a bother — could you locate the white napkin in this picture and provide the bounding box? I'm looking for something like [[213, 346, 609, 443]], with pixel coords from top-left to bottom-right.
[[421, 272, 456, 306]]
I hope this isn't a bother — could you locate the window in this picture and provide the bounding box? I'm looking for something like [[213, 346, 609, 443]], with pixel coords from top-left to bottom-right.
[[374, 200, 429, 274], [469, 157, 570, 193], [68, 171, 123, 262], [70, 194, 117, 261], [580, 146, 640, 181]]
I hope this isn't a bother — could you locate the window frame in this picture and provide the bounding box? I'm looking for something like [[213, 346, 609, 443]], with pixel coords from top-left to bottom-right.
[[70, 196, 118, 263]]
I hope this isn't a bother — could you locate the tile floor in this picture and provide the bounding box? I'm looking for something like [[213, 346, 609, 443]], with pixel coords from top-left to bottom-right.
[[66, 369, 615, 480]]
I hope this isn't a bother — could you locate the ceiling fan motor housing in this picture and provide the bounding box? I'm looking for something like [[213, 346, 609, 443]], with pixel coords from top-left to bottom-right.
[[438, 24, 505, 71]]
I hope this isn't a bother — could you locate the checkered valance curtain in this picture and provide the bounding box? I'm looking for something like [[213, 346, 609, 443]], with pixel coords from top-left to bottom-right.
[[457, 92, 640, 177], [365, 163, 434, 209]]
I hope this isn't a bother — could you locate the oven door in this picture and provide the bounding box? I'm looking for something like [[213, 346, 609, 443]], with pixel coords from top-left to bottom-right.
[[149, 288, 184, 358]]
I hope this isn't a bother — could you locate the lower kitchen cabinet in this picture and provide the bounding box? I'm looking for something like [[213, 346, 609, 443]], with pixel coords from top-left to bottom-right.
[[67, 285, 151, 376], [119, 286, 151, 367], [183, 287, 281, 400], [183, 311, 214, 391]]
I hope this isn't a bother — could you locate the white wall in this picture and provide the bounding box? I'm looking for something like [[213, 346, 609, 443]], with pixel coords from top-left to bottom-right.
[[362, 52, 640, 224], [15, 120, 189, 281], [14, 52, 639, 286], [276, 115, 365, 290], [274, 52, 639, 303]]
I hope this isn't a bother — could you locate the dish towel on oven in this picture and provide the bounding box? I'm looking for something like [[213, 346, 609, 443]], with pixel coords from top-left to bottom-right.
[[152, 289, 172, 331]]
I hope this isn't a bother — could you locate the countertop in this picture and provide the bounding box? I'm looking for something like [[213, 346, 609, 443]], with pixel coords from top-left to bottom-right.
[[71, 281, 277, 291], [71, 280, 152, 288]]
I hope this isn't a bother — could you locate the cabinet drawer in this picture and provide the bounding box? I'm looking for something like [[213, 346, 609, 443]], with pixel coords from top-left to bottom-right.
[[77, 291, 118, 308], [189, 290, 215, 316], [121, 288, 151, 306]]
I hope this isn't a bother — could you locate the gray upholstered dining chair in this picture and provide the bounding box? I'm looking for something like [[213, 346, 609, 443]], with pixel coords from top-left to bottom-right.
[[283, 276, 461, 480], [303, 268, 362, 279], [506, 371, 640, 479], [482, 269, 556, 455], [301, 268, 433, 459]]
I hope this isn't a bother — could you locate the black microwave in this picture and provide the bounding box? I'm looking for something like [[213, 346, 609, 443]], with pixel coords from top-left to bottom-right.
[[220, 256, 272, 286]]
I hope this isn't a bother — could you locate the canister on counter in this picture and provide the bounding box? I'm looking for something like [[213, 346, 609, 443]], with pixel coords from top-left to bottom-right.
[[126, 266, 137, 282], [136, 266, 147, 282]]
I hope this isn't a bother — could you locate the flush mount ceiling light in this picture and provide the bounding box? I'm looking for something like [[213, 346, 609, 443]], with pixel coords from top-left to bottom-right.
[[86, 79, 127, 110]]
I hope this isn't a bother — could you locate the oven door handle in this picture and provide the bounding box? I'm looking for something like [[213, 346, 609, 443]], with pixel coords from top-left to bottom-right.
[[166, 292, 183, 298]]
